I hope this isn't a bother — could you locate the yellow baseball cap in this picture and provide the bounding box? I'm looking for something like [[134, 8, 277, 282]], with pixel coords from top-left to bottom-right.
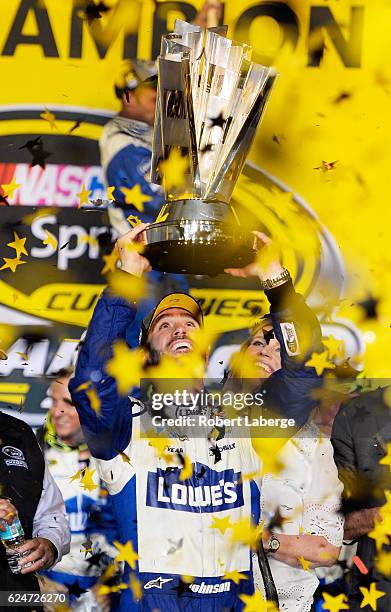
[[140, 293, 203, 344]]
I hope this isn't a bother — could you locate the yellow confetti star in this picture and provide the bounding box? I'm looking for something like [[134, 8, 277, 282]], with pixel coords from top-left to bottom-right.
[[129, 573, 142, 602], [42, 229, 58, 251], [379, 442, 391, 472], [116, 449, 132, 465], [126, 214, 142, 227], [305, 351, 336, 376], [107, 269, 146, 303], [0, 257, 27, 273], [359, 582, 385, 610], [7, 232, 28, 258], [298, 556, 312, 571], [323, 335, 346, 360], [209, 515, 233, 534], [114, 540, 139, 569], [179, 455, 193, 481], [80, 467, 98, 492], [159, 148, 189, 193], [101, 248, 119, 275], [107, 185, 115, 200], [368, 518, 390, 551], [106, 341, 145, 395], [375, 550, 391, 576], [230, 518, 263, 549], [77, 183, 92, 208], [1, 175, 21, 199], [69, 469, 82, 483], [16, 352, 28, 361], [223, 570, 248, 584], [120, 184, 152, 212], [239, 592, 278, 611], [145, 431, 172, 462], [40, 107, 57, 129], [321, 592, 349, 612], [86, 387, 101, 414]]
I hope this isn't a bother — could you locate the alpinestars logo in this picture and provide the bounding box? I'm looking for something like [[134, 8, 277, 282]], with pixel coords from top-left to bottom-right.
[[144, 577, 173, 590]]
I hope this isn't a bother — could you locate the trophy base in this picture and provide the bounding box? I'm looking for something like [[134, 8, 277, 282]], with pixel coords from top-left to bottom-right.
[[144, 200, 254, 275]]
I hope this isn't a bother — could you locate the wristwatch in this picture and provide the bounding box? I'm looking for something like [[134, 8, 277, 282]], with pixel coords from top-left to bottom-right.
[[260, 269, 291, 291], [267, 534, 280, 554]]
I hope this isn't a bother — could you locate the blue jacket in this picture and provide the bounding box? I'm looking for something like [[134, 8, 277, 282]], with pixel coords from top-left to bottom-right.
[[69, 280, 322, 611]]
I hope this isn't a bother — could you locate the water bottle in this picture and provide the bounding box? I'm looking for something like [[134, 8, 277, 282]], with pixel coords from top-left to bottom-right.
[[0, 513, 26, 574]]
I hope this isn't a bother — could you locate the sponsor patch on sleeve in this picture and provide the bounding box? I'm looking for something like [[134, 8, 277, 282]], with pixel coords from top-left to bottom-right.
[[280, 322, 300, 356]]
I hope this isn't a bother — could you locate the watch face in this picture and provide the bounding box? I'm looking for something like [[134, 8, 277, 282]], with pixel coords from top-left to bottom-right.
[[270, 537, 280, 552]]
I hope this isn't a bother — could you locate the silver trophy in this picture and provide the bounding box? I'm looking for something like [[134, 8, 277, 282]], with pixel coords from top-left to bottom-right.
[[145, 20, 277, 275]]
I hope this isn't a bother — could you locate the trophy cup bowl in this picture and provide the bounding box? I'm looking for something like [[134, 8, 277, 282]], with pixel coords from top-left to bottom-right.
[[144, 199, 254, 275], [144, 20, 277, 276]]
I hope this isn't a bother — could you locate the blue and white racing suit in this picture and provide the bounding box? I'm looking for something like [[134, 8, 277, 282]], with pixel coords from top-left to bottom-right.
[[100, 115, 188, 347], [69, 280, 323, 611]]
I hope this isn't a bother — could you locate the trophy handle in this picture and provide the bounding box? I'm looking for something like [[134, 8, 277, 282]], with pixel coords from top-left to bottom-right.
[[207, 6, 220, 28]]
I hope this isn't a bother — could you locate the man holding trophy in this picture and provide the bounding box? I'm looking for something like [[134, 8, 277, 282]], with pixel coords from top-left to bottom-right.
[[70, 20, 326, 611]]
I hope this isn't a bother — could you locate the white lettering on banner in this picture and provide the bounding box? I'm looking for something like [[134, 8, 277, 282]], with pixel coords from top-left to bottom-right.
[[0, 337, 78, 377], [0, 338, 50, 377], [30, 215, 117, 270]]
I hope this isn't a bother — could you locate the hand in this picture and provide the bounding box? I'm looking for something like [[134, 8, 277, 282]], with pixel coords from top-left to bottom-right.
[[192, 1, 223, 27], [115, 223, 152, 277], [0, 499, 18, 530], [225, 231, 285, 281], [17, 537, 56, 574]]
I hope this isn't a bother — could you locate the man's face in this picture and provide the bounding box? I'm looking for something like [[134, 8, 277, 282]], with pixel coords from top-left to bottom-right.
[[246, 325, 282, 378], [49, 378, 81, 444], [123, 85, 157, 125], [147, 308, 200, 357]]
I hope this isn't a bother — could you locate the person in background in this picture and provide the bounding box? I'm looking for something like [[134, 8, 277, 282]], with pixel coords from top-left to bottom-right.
[[36, 369, 118, 611], [99, 0, 223, 235], [0, 411, 70, 607], [223, 317, 344, 611], [331, 387, 391, 611]]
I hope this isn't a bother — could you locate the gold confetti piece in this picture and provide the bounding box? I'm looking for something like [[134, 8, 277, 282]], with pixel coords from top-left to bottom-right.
[[42, 229, 58, 251], [359, 583, 385, 611], [379, 442, 391, 472], [106, 341, 145, 395], [159, 148, 189, 193], [69, 469, 82, 483], [116, 449, 132, 465], [298, 556, 312, 571], [239, 592, 278, 611], [120, 184, 152, 212], [114, 540, 139, 569], [40, 107, 57, 129], [77, 183, 92, 208], [223, 570, 248, 584], [107, 270, 146, 302], [101, 248, 119, 275], [0, 257, 27, 273], [126, 214, 142, 227], [305, 351, 336, 376], [79, 467, 99, 492], [321, 592, 349, 612], [1, 175, 21, 199], [209, 515, 233, 534], [86, 386, 101, 414], [179, 455, 193, 481], [322, 335, 345, 360], [107, 185, 115, 200], [7, 232, 28, 258]]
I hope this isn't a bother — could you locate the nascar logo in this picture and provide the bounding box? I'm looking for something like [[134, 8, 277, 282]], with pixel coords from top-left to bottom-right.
[[146, 464, 244, 513]]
